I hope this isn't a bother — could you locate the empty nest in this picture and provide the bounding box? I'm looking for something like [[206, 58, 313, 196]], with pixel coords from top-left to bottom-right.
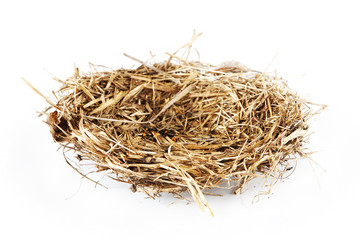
[[26, 35, 324, 215]]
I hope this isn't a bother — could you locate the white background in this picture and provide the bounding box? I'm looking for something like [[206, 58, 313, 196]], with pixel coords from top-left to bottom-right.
[[0, 0, 359, 239]]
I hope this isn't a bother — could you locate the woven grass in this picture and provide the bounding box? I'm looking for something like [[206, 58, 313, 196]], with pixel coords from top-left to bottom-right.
[[25, 33, 324, 215]]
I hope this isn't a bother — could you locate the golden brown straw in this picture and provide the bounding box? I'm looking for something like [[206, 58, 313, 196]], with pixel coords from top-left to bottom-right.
[[28, 32, 324, 216]]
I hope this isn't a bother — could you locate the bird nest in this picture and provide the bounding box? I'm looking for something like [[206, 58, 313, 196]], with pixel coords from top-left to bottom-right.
[[25, 34, 324, 215]]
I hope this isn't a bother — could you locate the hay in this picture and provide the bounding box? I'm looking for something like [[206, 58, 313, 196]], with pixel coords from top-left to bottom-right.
[[25, 33, 325, 216]]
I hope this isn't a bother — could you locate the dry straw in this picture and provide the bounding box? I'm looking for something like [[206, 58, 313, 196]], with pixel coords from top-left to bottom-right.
[[25, 32, 325, 215]]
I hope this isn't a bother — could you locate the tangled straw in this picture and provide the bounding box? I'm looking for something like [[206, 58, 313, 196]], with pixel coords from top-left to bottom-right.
[[25, 33, 324, 215]]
